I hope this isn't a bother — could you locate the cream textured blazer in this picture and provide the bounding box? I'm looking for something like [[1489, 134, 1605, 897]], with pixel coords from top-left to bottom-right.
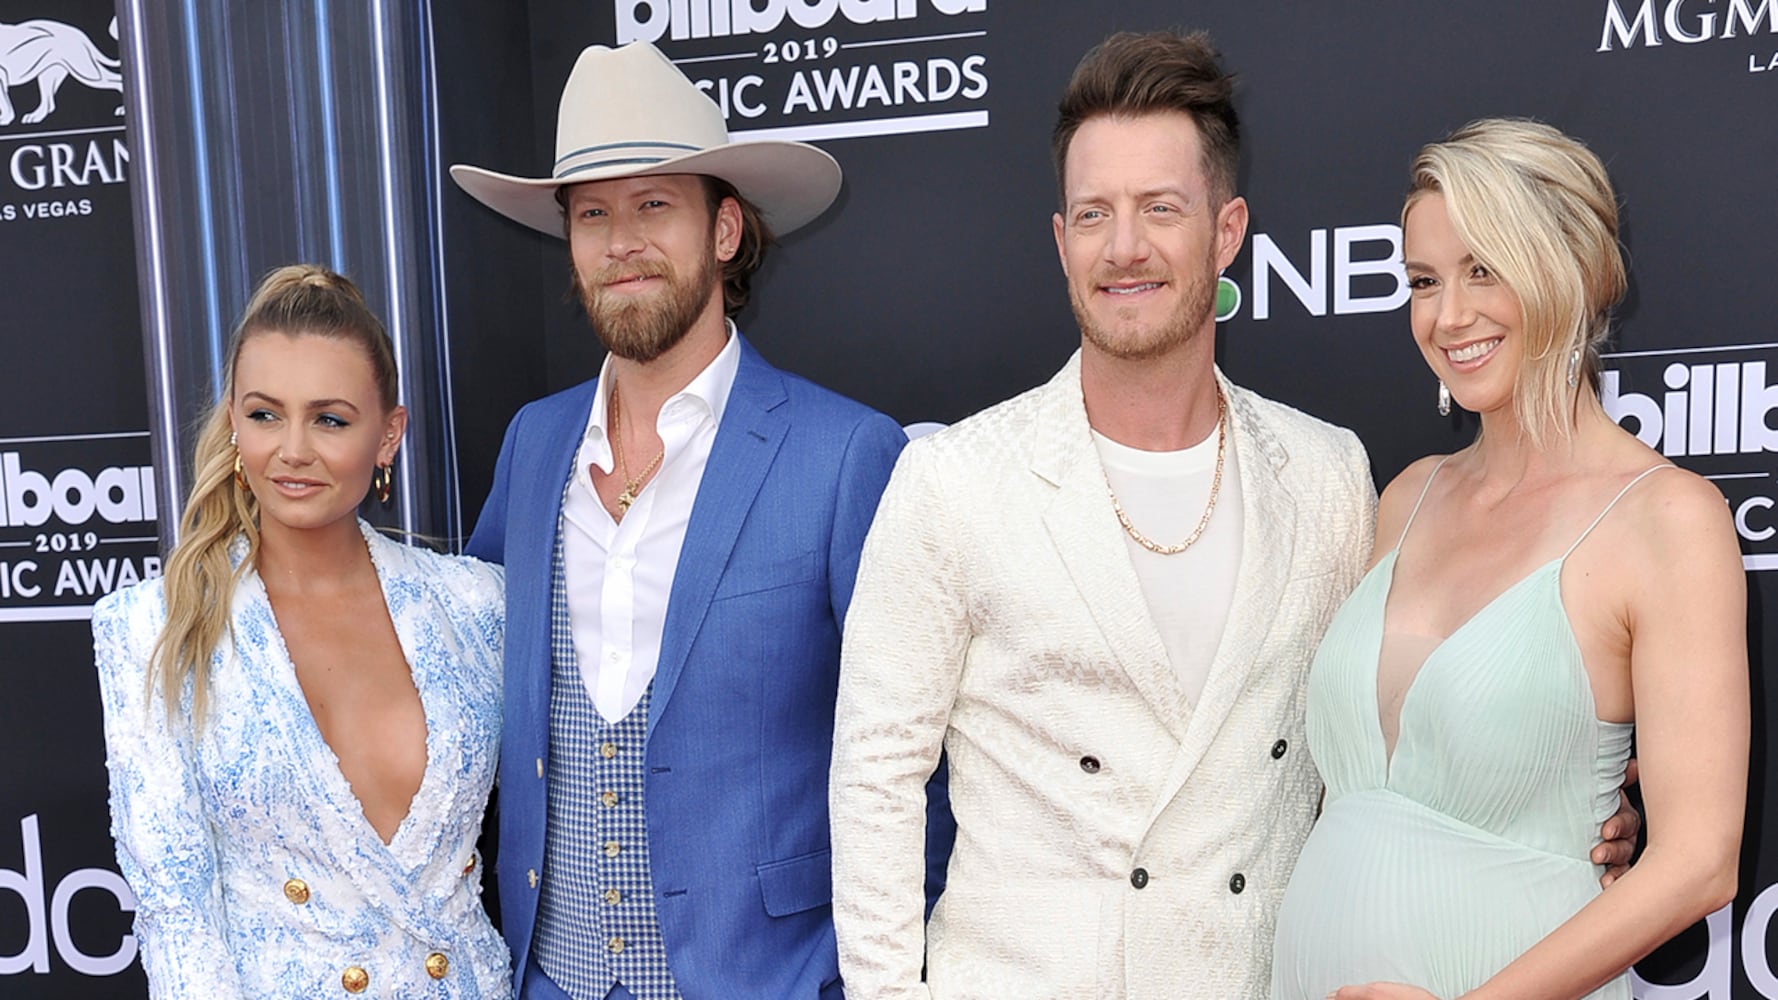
[[831, 355, 1376, 1000]]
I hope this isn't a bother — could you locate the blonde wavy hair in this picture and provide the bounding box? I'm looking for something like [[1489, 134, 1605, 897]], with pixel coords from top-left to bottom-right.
[[1405, 117, 1628, 449], [150, 264, 398, 722]]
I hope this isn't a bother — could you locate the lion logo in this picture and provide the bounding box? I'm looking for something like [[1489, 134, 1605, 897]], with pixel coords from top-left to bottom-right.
[[0, 17, 123, 127]]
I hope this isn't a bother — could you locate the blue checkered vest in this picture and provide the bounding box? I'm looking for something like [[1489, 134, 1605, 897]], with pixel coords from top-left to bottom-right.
[[532, 529, 682, 1000]]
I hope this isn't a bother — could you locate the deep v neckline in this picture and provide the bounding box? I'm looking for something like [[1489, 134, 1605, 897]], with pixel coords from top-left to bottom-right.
[[253, 525, 441, 860], [1370, 549, 1564, 776], [1366, 460, 1671, 780]]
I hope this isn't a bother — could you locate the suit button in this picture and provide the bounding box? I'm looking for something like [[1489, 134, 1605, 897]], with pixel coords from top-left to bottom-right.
[[604, 888, 622, 905], [1130, 867, 1149, 889], [1271, 739, 1288, 759], [341, 965, 370, 993], [604, 841, 622, 857], [283, 878, 310, 905], [601, 790, 620, 807], [1079, 755, 1101, 773], [600, 742, 619, 759], [425, 952, 449, 979], [608, 937, 626, 954], [527, 868, 539, 889], [1230, 872, 1246, 894]]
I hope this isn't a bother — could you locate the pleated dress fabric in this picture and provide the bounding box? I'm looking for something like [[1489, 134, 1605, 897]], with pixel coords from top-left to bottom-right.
[[1269, 465, 1657, 1000]]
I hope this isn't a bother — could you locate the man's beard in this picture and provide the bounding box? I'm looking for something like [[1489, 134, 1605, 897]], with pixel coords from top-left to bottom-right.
[[1070, 255, 1217, 362], [576, 244, 720, 364]]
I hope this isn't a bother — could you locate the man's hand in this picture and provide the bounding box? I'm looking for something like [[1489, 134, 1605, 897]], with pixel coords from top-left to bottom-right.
[[1592, 756, 1642, 887]]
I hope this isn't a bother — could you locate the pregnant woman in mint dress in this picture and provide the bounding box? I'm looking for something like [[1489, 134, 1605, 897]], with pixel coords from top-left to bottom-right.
[[1271, 119, 1747, 1000]]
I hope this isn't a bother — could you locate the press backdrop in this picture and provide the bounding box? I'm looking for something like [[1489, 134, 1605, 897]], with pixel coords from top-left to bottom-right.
[[2, 2, 1775, 996]]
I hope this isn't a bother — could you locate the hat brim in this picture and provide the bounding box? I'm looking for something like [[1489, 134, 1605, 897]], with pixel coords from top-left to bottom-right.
[[450, 140, 842, 239]]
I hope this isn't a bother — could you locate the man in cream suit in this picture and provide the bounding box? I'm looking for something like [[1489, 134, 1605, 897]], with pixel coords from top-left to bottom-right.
[[831, 30, 1641, 1000], [829, 31, 1372, 1000]]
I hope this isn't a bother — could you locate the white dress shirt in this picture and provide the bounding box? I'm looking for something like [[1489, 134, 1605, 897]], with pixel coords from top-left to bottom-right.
[[561, 325, 741, 722]]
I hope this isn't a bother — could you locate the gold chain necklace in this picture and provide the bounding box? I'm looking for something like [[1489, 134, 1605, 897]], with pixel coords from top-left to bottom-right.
[[609, 383, 665, 518], [1105, 386, 1227, 556]]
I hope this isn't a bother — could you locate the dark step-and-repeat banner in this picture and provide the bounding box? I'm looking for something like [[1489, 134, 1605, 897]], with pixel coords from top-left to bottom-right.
[[4, 1, 1777, 996], [0, 0, 147, 993]]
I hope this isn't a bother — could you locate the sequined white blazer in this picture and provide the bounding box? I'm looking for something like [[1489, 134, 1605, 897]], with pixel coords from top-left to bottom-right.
[[831, 355, 1377, 1000], [92, 522, 511, 999]]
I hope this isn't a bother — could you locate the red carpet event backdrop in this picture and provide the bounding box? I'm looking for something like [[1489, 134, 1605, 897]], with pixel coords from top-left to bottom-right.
[[1, 1, 1775, 996]]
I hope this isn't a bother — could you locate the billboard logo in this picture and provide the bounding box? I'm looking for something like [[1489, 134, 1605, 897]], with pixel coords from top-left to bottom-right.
[[0, 452, 155, 527], [1602, 344, 1778, 569], [610, 0, 992, 143], [618, 0, 986, 44], [0, 432, 161, 621], [1601, 359, 1778, 456], [0, 17, 123, 127]]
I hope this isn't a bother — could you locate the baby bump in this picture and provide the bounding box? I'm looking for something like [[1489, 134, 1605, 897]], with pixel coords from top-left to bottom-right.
[[1273, 790, 1625, 1000]]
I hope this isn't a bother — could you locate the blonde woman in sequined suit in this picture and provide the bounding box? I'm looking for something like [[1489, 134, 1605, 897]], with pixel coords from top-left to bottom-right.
[[92, 265, 511, 999]]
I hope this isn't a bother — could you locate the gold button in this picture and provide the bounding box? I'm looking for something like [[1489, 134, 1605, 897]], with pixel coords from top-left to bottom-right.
[[527, 868, 539, 888], [604, 840, 621, 857], [601, 790, 619, 807], [608, 937, 626, 954], [603, 888, 621, 905], [425, 951, 449, 979], [283, 878, 310, 905], [600, 742, 619, 758], [462, 856, 476, 876], [342, 965, 369, 993]]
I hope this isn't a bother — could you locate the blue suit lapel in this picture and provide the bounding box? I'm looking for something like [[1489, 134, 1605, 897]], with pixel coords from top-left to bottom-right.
[[513, 386, 596, 736], [647, 341, 788, 737]]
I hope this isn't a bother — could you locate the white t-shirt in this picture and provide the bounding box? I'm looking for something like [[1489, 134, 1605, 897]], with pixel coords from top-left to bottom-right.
[[1092, 427, 1243, 708]]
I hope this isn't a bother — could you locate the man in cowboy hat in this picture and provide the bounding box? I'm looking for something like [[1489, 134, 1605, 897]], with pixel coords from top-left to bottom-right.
[[454, 41, 931, 1000]]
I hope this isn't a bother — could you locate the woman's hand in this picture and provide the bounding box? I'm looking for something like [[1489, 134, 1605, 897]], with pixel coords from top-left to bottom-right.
[[1331, 984, 1441, 1000]]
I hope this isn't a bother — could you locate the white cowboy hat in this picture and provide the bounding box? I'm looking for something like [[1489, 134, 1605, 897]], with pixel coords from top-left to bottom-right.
[[450, 41, 841, 238]]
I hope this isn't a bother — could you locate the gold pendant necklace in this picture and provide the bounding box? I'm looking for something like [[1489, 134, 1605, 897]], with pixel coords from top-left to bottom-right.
[[1105, 386, 1227, 556], [609, 383, 665, 519]]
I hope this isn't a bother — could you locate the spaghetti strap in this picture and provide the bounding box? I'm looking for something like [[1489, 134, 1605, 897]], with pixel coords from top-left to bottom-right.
[[1396, 455, 1457, 550], [1560, 464, 1676, 561]]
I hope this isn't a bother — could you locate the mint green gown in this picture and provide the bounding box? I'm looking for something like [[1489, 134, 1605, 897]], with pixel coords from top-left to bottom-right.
[[1269, 463, 1658, 1000]]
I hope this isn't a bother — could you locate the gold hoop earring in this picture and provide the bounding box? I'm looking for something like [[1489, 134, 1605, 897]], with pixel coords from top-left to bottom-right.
[[234, 452, 249, 491], [373, 463, 394, 506]]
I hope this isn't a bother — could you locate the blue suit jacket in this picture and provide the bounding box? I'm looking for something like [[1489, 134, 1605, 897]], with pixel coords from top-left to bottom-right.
[[468, 337, 926, 998]]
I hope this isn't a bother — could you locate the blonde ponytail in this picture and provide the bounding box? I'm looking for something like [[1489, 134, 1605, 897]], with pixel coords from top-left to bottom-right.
[[147, 402, 259, 721]]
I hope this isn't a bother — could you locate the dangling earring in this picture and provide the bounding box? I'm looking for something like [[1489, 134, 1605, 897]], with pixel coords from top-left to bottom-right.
[[1567, 346, 1583, 388], [1437, 380, 1452, 417], [373, 463, 394, 506], [230, 432, 249, 491]]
